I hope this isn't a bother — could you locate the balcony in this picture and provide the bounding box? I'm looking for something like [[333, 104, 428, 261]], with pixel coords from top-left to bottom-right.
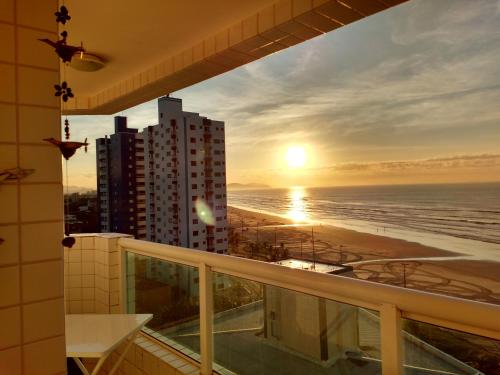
[[60, 234, 500, 375], [3, 0, 498, 373]]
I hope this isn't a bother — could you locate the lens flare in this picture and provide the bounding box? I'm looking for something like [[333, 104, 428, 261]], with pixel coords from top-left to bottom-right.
[[194, 199, 215, 225]]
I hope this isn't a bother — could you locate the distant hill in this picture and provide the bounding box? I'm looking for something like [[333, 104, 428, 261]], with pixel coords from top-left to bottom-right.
[[227, 183, 271, 190], [64, 186, 97, 194]]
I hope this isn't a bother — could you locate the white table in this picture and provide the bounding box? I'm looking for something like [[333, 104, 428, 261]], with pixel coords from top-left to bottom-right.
[[65, 314, 153, 375]]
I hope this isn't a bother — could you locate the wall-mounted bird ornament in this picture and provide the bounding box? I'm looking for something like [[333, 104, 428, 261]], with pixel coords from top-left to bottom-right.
[[0, 167, 35, 183]]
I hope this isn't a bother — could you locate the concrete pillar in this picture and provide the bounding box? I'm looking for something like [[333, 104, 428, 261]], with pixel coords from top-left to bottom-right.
[[0, 0, 65, 374]]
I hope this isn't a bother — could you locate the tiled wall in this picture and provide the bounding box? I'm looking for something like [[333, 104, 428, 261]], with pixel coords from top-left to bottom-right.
[[64, 234, 128, 314], [0, 0, 66, 374]]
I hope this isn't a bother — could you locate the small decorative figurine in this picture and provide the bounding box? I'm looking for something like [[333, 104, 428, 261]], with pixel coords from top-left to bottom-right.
[[39, 31, 84, 64]]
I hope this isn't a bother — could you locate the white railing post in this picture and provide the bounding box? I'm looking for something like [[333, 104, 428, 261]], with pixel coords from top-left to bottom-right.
[[199, 263, 214, 375], [380, 303, 403, 374]]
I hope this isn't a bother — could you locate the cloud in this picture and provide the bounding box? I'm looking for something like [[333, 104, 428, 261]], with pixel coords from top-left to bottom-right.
[[318, 154, 500, 173], [67, 0, 500, 188]]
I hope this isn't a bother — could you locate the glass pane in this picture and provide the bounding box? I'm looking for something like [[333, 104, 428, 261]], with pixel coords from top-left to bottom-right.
[[126, 251, 200, 361], [211, 272, 381, 375], [402, 318, 500, 375]]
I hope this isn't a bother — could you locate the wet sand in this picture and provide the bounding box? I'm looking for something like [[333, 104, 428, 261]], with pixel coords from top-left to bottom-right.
[[228, 206, 500, 304]]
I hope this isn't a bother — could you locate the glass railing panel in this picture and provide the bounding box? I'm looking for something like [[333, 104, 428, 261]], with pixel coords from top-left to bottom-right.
[[125, 252, 201, 361], [402, 318, 500, 375], [211, 272, 381, 375]]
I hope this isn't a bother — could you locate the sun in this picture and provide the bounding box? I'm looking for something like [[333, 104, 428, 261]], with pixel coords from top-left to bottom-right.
[[286, 147, 306, 168]]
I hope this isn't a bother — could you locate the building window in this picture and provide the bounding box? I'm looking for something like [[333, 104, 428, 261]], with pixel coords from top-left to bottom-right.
[[193, 231, 199, 236], [192, 196, 197, 201], [193, 219, 199, 224], [190, 149, 196, 155], [192, 184, 197, 189], [190, 137, 196, 143], [193, 242, 199, 248], [191, 161, 196, 166], [191, 172, 197, 178], [190, 125, 195, 130]]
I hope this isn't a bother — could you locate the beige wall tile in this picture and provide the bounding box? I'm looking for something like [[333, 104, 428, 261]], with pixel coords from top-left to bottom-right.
[[82, 262, 94, 275], [68, 287, 81, 300], [19, 145, 61, 182], [0, 0, 14, 23], [68, 275, 81, 288], [0, 346, 21, 375], [68, 249, 81, 263], [82, 300, 94, 313], [82, 274, 94, 287], [0, 103, 16, 142], [0, 144, 16, 172], [22, 260, 63, 302], [81, 249, 94, 262], [23, 298, 64, 342], [17, 66, 59, 107], [0, 306, 21, 349], [0, 184, 17, 223], [81, 236, 95, 250], [68, 262, 81, 275], [16, 0, 58, 32], [69, 300, 82, 313], [20, 183, 63, 222], [0, 63, 15, 103], [17, 27, 59, 69], [18, 105, 60, 143], [0, 224, 18, 265], [82, 287, 94, 300], [0, 24, 15, 63], [0, 265, 19, 307], [23, 335, 66, 375], [21, 222, 62, 262]]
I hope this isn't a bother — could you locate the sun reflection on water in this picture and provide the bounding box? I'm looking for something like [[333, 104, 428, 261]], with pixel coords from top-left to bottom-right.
[[288, 186, 309, 222]]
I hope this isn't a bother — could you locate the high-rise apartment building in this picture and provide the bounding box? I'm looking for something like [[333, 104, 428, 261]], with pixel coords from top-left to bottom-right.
[[144, 96, 228, 253], [96, 117, 146, 238], [97, 98, 228, 253]]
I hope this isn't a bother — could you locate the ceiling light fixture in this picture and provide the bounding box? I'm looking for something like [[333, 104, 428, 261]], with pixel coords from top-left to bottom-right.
[[69, 52, 106, 72]]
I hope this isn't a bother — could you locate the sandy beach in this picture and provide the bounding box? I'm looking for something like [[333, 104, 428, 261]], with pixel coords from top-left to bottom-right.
[[228, 206, 500, 304]]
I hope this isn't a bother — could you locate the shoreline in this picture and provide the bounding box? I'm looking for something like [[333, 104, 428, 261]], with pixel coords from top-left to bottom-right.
[[228, 203, 500, 262], [227, 205, 500, 304]]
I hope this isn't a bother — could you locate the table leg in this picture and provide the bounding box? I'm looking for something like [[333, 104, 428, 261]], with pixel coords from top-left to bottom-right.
[[72, 357, 89, 375], [108, 332, 139, 375]]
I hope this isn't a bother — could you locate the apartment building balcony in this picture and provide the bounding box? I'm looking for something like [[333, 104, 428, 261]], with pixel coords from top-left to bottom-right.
[[3, 0, 498, 374], [58, 234, 500, 375]]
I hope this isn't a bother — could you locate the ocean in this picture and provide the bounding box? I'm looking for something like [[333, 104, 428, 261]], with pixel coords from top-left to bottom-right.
[[228, 183, 500, 262]]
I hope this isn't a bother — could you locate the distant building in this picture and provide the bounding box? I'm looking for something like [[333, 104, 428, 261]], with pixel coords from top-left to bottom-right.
[[143, 96, 228, 253], [96, 117, 146, 238], [96, 98, 228, 253]]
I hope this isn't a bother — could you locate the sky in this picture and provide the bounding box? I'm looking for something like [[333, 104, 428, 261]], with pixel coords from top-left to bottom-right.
[[66, 0, 500, 190]]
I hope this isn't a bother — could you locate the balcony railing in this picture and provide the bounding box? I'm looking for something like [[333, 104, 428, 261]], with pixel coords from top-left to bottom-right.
[[118, 237, 500, 375]]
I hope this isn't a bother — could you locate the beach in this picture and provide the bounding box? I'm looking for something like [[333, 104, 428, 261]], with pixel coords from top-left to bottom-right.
[[227, 206, 500, 304]]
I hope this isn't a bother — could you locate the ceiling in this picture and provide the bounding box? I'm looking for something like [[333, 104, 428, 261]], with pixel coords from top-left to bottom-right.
[[62, 0, 408, 115]]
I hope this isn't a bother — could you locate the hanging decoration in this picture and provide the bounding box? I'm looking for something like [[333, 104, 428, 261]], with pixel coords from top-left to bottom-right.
[[54, 81, 74, 102], [55, 5, 71, 24], [39, 31, 84, 64], [39, 4, 90, 248], [43, 138, 88, 160]]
